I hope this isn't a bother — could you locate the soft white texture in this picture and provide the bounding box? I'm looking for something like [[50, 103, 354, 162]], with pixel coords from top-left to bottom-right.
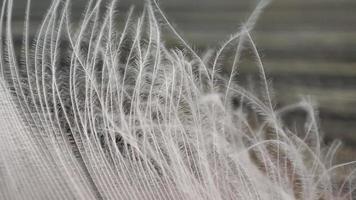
[[0, 0, 355, 199]]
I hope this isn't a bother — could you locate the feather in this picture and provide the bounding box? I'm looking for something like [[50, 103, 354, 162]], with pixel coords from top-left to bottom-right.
[[0, 0, 355, 199]]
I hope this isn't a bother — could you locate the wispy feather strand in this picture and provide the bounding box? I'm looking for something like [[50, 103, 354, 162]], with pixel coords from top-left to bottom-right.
[[0, 0, 355, 199]]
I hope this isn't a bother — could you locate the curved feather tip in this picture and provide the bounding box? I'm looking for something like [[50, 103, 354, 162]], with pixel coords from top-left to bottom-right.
[[0, 0, 355, 199]]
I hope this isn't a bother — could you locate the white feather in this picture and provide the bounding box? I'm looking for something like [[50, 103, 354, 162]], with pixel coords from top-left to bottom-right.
[[0, 0, 354, 199]]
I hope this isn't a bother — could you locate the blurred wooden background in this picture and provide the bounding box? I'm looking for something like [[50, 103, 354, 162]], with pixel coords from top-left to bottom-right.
[[9, 0, 356, 162]]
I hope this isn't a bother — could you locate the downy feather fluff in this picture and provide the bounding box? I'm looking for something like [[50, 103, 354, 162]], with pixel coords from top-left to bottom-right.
[[0, 0, 355, 199]]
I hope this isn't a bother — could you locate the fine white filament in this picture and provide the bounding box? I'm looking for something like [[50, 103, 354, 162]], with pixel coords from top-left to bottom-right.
[[0, 0, 355, 199]]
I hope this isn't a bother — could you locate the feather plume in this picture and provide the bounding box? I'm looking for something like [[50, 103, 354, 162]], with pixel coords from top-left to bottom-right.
[[0, 0, 355, 199]]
